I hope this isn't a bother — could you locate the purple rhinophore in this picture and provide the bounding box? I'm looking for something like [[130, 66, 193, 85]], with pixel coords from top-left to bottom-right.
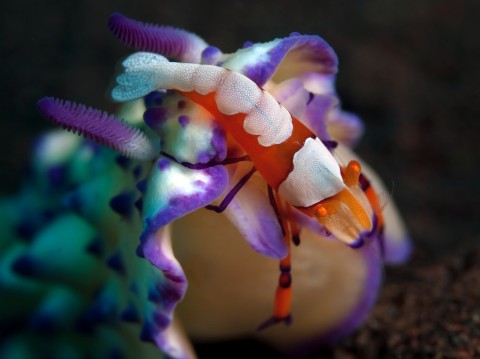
[[242, 41, 254, 48], [108, 12, 208, 63], [177, 115, 189, 128], [37, 97, 157, 161], [144, 107, 170, 133]]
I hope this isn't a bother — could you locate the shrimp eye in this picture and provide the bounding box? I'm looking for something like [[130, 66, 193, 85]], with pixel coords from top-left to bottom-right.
[[343, 160, 362, 187], [315, 205, 329, 217]]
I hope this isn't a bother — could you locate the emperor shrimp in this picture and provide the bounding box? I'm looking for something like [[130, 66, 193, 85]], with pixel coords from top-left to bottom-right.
[[38, 51, 384, 328]]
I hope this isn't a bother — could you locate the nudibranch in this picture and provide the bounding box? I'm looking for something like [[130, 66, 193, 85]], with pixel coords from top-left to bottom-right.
[[1, 12, 411, 359]]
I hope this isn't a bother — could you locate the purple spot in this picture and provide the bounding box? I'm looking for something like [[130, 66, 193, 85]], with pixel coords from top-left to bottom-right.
[[86, 236, 105, 257], [15, 221, 37, 241], [109, 191, 135, 217], [177, 115, 190, 128], [242, 41, 253, 48], [177, 100, 186, 109], [82, 300, 115, 324], [121, 301, 140, 322], [62, 192, 82, 212], [135, 245, 145, 258], [107, 251, 126, 275], [153, 312, 170, 328], [143, 107, 170, 133], [136, 179, 147, 193], [12, 255, 36, 276], [157, 158, 170, 170], [47, 165, 66, 187], [144, 90, 164, 108], [196, 151, 211, 164], [201, 46, 222, 64], [132, 165, 142, 179], [210, 124, 227, 161], [289, 32, 301, 37], [134, 198, 143, 212], [29, 313, 56, 332], [148, 285, 162, 302], [115, 155, 131, 169], [193, 179, 206, 188], [140, 321, 156, 343]]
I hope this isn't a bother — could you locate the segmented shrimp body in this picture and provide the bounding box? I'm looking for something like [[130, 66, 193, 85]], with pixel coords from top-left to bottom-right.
[[112, 54, 375, 242], [110, 53, 382, 326]]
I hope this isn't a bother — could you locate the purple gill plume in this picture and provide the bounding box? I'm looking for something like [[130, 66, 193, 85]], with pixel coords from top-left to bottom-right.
[[37, 97, 158, 161], [108, 12, 209, 64]]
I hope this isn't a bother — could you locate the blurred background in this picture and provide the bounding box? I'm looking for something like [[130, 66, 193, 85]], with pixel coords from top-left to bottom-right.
[[1, 0, 479, 357]]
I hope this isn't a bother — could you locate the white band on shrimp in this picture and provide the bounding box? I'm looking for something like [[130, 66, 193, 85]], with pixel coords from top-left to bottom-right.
[[112, 52, 293, 147], [278, 137, 345, 207]]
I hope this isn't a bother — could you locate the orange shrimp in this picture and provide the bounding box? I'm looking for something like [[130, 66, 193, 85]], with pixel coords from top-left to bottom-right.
[[111, 52, 379, 326]]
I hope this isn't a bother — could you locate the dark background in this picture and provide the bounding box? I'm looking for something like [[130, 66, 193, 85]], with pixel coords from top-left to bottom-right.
[[1, 0, 479, 357]]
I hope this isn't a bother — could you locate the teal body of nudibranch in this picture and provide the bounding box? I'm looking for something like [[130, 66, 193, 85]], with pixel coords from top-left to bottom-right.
[[0, 12, 411, 359]]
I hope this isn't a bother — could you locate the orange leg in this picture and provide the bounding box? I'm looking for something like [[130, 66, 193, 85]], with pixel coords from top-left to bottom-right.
[[259, 191, 294, 330]]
